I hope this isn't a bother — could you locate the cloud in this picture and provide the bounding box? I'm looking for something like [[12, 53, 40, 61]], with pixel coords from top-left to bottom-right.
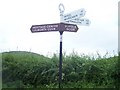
[[0, 0, 118, 55]]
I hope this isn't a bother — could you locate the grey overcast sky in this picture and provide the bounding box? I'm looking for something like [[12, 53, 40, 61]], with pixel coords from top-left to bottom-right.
[[0, 0, 118, 56]]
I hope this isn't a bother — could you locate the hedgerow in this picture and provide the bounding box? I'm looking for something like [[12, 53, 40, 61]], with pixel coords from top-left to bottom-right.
[[1, 51, 119, 88]]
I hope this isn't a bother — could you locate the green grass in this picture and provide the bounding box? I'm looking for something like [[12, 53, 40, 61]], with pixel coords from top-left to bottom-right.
[[1, 51, 119, 88]]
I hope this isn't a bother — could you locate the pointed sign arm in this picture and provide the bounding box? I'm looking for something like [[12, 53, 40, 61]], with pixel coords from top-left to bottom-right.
[[30, 23, 79, 33]]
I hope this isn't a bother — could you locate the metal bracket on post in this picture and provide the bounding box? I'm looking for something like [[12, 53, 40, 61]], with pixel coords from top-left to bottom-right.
[[59, 3, 65, 23]]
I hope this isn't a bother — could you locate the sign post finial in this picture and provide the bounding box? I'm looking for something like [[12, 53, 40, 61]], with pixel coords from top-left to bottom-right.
[[59, 3, 65, 16]]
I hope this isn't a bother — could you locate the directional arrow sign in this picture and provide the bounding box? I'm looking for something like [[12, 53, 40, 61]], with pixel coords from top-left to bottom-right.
[[60, 23, 78, 32], [63, 18, 91, 26], [61, 8, 86, 22], [30, 23, 59, 33], [30, 23, 78, 33]]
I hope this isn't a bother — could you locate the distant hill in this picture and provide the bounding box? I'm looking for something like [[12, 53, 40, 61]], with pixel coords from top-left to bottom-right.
[[2, 51, 47, 58], [2, 51, 50, 62]]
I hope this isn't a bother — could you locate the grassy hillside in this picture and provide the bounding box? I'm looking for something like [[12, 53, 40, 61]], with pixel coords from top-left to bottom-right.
[[1, 51, 120, 88]]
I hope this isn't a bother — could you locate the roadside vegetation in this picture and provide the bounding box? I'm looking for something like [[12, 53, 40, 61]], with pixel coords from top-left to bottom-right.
[[1, 51, 120, 88]]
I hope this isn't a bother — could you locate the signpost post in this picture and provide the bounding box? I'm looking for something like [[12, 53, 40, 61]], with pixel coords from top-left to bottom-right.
[[59, 31, 63, 89], [30, 3, 90, 88]]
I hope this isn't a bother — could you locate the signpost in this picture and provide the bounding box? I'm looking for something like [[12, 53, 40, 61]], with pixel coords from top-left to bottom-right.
[[30, 24, 59, 32], [60, 8, 86, 22], [30, 22, 78, 89], [30, 3, 90, 88], [30, 23, 78, 32], [63, 18, 91, 26]]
